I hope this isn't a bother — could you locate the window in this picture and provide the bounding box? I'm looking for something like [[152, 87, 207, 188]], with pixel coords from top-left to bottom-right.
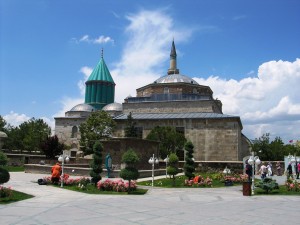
[[71, 126, 78, 138], [164, 87, 169, 94]]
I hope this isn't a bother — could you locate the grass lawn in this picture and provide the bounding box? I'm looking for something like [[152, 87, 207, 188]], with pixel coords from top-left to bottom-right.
[[255, 185, 300, 195], [137, 173, 243, 188], [0, 190, 34, 204], [3, 166, 24, 172], [52, 183, 148, 195]]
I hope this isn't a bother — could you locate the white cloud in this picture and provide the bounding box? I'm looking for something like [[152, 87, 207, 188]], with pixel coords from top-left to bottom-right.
[[111, 9, 194, 102], [3, 111, 30, 127], [73, 35, 114, 45], [78, 66, 93, 96], [53, 97, 83, 118], [193, 58, 300, 142]]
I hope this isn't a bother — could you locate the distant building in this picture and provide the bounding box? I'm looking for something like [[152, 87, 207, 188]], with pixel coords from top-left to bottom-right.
[[55, 41, 250, 160]]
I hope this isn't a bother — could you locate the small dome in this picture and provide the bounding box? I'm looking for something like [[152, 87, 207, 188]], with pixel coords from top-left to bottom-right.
[[102, 103, 122, 111], [0, 131, 8, 138], [70, 103, 95, 112], [154, 74, 198, 84]]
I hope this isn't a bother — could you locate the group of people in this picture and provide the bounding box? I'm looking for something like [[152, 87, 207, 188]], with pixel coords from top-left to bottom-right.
[[286, 161, 300, 179], [245, 159, 300, 180]]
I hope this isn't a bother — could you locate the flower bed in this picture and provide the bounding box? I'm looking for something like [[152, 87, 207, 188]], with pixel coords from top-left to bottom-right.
[[97, 179, 137, 192], [0, 185, 13, 198], [285, 179, 300, 192]]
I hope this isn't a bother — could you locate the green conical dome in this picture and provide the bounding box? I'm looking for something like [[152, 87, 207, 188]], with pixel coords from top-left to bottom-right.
[[87, 58, 115, 83], [85, 55, 115, 110]]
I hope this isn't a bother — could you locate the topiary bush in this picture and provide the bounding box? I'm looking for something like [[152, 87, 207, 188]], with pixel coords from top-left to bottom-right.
[[167, 153, 179, 187], [90, 141, 103, 185], [183, 141, 195, 180], [0, 167, 10, 184], [119, 148, 140, 193]]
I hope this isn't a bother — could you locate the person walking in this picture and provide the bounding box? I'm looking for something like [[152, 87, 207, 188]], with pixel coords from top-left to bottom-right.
[[297, 162, 300, 179], [267, 162, 273, 177], [276, 161, 281, 176], [259, 163, 267, 179], [245, 160, 252, 182], [287, 162, 293, 179]]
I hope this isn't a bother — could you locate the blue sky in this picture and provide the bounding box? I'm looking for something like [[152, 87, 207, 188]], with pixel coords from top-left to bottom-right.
[[1, 0, 300, 143]]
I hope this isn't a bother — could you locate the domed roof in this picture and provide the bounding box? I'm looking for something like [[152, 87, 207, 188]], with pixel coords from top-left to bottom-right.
[[70, 103, 95, 112], [154, 74, 198, 84], [102, 103, 122, 111], [0, 131, 8, 138]]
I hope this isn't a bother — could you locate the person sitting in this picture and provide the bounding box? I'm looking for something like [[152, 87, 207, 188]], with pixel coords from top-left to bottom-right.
[[51, 162, 62, 184]]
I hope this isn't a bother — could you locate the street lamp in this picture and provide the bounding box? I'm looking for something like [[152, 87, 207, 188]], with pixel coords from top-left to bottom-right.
[[58, 151, 70, 188], [248, 153, 261, 195], [148, 154, 159, 187], [164, 155, 169, 178]]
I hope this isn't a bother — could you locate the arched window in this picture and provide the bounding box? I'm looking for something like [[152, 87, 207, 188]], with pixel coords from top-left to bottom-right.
[[71, 126, 78, 138]]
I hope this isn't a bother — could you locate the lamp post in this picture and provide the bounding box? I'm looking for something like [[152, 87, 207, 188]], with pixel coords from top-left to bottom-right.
[[148, 154, 159, 187], [58, 151, 70, 188], [248, 153, 261, 195], [164, 155, 169, 178]]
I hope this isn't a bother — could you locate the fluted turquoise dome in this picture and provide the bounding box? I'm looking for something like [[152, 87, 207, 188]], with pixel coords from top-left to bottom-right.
[[85, 55, 115, 110]]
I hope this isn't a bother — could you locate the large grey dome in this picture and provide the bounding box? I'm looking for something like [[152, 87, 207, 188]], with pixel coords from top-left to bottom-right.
[[154, 74, 198, 84], [102, 103, 122, 111], [70, 103, 95, 112]]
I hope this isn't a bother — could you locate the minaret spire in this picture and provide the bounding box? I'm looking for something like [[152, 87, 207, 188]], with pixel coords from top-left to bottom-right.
[[168, 39, 179, 75]]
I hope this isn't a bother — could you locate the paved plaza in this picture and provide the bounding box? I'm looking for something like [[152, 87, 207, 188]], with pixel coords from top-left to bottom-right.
[[1, 172, 300, 225]]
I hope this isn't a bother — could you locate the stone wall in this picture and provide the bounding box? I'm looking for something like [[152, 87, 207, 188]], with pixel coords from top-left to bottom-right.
[[122, 100, 222, 114], [114, 117, 245, 161]]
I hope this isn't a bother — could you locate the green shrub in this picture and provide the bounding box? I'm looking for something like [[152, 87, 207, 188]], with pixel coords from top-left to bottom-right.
[[0, 151, 8, 166], [255, 177, 279, 193], [0, 167, 10, 184]]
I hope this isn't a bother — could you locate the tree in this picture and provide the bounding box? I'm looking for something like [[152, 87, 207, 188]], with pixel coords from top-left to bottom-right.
[[252, 133, 300, 161], [79, 111, 116, 155], [40, 135, 64, 159], [146, 126, 186, 159], [90, 141, 103, 185], [119, 148, 140, 193], [184, 141, 195, 180], [124, 112, 138, 138], [167, 153, 179, 187]]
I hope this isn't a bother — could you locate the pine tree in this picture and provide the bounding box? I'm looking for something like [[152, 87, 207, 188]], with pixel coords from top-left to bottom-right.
[[184, 141, 195, 180], [90, 141, 103, 185], [124, 112, 138, 138]]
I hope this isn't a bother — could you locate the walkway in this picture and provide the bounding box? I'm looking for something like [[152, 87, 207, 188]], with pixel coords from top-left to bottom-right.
[[1, 172, 299, 225]]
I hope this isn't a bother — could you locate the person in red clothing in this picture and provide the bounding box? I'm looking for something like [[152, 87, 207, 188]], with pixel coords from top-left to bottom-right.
[[51, 162, 62, 184]]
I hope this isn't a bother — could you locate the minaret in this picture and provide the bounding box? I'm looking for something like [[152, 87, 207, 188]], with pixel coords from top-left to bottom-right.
[[167, 40, 180, 75], [85, 49, 115, 110]]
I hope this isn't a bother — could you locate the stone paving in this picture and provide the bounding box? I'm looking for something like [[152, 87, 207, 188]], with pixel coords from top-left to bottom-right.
[[1, 172, 300, 225]]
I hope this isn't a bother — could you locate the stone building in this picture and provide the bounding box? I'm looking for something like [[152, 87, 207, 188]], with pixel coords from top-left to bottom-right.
[[55, 41, 250, 161]]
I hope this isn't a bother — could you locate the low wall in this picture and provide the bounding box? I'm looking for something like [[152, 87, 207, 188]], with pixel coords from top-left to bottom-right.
[[24, 164, 166, 178]]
